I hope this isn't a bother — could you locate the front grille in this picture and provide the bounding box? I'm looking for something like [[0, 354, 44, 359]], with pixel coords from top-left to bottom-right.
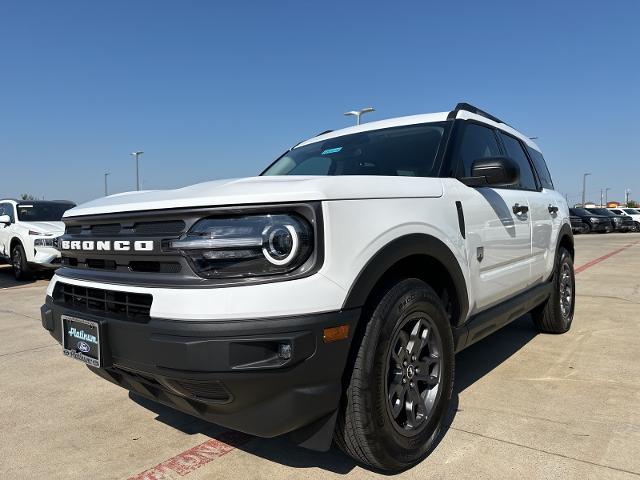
[[129, 261, 181, 273], [91, 224, 121, 235], [133, 221, 185, 235], [53, 282, 152, 322], [62, 257, 182, 274], [65, 220, 186, 237], [105, 369, 232, 405], [86, 258, 117, 270], [167, 379, 231, 403]]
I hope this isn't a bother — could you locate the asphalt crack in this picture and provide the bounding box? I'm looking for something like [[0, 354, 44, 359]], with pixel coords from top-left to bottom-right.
[[451, 426, 640, 477], [0, 344, 57, 358], [0, 309, 40, 321]]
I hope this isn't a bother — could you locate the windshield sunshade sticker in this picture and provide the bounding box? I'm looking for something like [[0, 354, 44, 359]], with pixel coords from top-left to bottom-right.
[[321, 147, 342, 155]]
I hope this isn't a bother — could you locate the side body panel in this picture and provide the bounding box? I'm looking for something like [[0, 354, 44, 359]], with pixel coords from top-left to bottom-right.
[[447, 181, 533, 314], [529, 189, 567, 282]]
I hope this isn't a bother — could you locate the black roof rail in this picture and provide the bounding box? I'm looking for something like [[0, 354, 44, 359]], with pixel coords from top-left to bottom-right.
[[447, 102, 504, 124], [315, 129, 333, 137]]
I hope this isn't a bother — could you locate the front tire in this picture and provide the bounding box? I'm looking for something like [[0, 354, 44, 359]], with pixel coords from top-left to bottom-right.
[[11, 244, 31, 281], [334, 279, 454, 472], [531, 247, 575, 333]]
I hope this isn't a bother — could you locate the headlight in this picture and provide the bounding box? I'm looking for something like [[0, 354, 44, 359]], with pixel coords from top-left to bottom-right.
[[613, 217, 622, 223], [169, 214, 314, 279], [34, 238, 55, 247], [589, 217, 599, 222]]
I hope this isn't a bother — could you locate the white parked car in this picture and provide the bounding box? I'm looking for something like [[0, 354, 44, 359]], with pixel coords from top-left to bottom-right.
[[41, 103, 574, 471], [0, 200, 75, 280], [608, 207, 640, 231]]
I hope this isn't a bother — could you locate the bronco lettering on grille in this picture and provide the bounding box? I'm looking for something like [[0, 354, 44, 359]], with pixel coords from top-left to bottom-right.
[[60, 240, 155, 252]]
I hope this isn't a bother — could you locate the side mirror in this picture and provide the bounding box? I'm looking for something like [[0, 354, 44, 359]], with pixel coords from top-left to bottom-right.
[[0, 214, 11, 225], [461, 156, 520, 187]]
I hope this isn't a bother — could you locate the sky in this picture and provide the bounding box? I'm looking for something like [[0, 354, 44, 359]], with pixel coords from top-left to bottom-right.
[[1, 0, 638, 205]]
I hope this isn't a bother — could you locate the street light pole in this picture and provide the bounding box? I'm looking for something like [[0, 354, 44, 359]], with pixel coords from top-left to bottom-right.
[[581, 173, 591, 207], [605, 187, 611, 205], [130, 151, 144, 191], [104, 172, 110, 196], [344, 107, 375, 125]]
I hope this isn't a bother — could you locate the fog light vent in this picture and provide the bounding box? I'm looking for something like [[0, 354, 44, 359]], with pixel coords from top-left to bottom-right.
[[278, 343, 292, 360]]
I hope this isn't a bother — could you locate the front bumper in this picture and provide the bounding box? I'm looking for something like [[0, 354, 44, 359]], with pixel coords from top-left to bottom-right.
[[571, 222, 588, 234], [41, 296, 359, 441], [31, 246, 62, 268], [590, 222, 612, 232], [614, 222, 634, 232]]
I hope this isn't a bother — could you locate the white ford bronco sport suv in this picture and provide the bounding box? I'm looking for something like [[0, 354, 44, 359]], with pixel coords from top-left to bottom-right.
[[41, 103, 575, 471], [0, 199, 75, 280]]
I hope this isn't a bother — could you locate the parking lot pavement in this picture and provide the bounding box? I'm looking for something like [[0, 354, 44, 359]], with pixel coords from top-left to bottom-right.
[[1, 233, 639, 480]]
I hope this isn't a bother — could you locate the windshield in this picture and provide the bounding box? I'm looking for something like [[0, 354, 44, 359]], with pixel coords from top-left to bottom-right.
[[570, 208, 592, 216], [262, 123, 447, 177], [588, 208, 614, 216], [17, 202, 74, 222], [624, 209, 640, 214]]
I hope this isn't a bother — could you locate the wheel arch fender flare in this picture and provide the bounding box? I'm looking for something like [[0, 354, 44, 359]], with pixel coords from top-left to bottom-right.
[[341, 233, 469, 326], [556, 223, 574, 260], [9, 236, 24, 252]]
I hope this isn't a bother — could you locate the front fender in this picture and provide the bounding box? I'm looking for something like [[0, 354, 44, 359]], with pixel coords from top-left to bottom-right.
[[342, 233, 469, 326]]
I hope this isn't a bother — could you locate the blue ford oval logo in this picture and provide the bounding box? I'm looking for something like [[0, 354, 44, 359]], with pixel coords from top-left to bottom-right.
[[77, 341, 90, 353]]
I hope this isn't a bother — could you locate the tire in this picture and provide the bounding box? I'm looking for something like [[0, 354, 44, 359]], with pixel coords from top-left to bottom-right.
[[634, 222, 640, 232], [531, 247, 575, 334], [334, 278, 454, 472], [11, 243, 32, 281]]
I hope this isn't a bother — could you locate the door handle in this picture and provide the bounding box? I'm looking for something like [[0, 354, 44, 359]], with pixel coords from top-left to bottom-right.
[[512, 203, 529, 215], [548, 204, 559, 214]]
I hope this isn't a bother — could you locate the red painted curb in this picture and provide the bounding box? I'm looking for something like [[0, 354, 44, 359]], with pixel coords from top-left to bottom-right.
[[574, 241, 639, 275], [128, 431, 252, 479]]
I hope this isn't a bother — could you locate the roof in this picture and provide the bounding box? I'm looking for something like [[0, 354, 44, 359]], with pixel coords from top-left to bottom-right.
[[296, 104, 542, 153], [0, 199, 74, 204]]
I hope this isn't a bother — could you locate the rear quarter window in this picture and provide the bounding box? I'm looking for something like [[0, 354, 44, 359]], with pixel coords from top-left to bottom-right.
[[526, 146, 554, 190]]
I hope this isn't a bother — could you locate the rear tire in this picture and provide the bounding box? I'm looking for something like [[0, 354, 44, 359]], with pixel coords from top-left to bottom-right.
[[334, 279, 454, 472], [11, 244, 32, 281], [531, 247, 575, 333]]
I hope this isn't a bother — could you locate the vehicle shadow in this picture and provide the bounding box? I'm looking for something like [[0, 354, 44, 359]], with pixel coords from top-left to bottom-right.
[[130, 315, 538, 475], [0, 264, 37, 288]]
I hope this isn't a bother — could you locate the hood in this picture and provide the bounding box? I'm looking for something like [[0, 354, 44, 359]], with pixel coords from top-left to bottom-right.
[[65, 176, 444, 217], [19, 221, 65, 234]]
